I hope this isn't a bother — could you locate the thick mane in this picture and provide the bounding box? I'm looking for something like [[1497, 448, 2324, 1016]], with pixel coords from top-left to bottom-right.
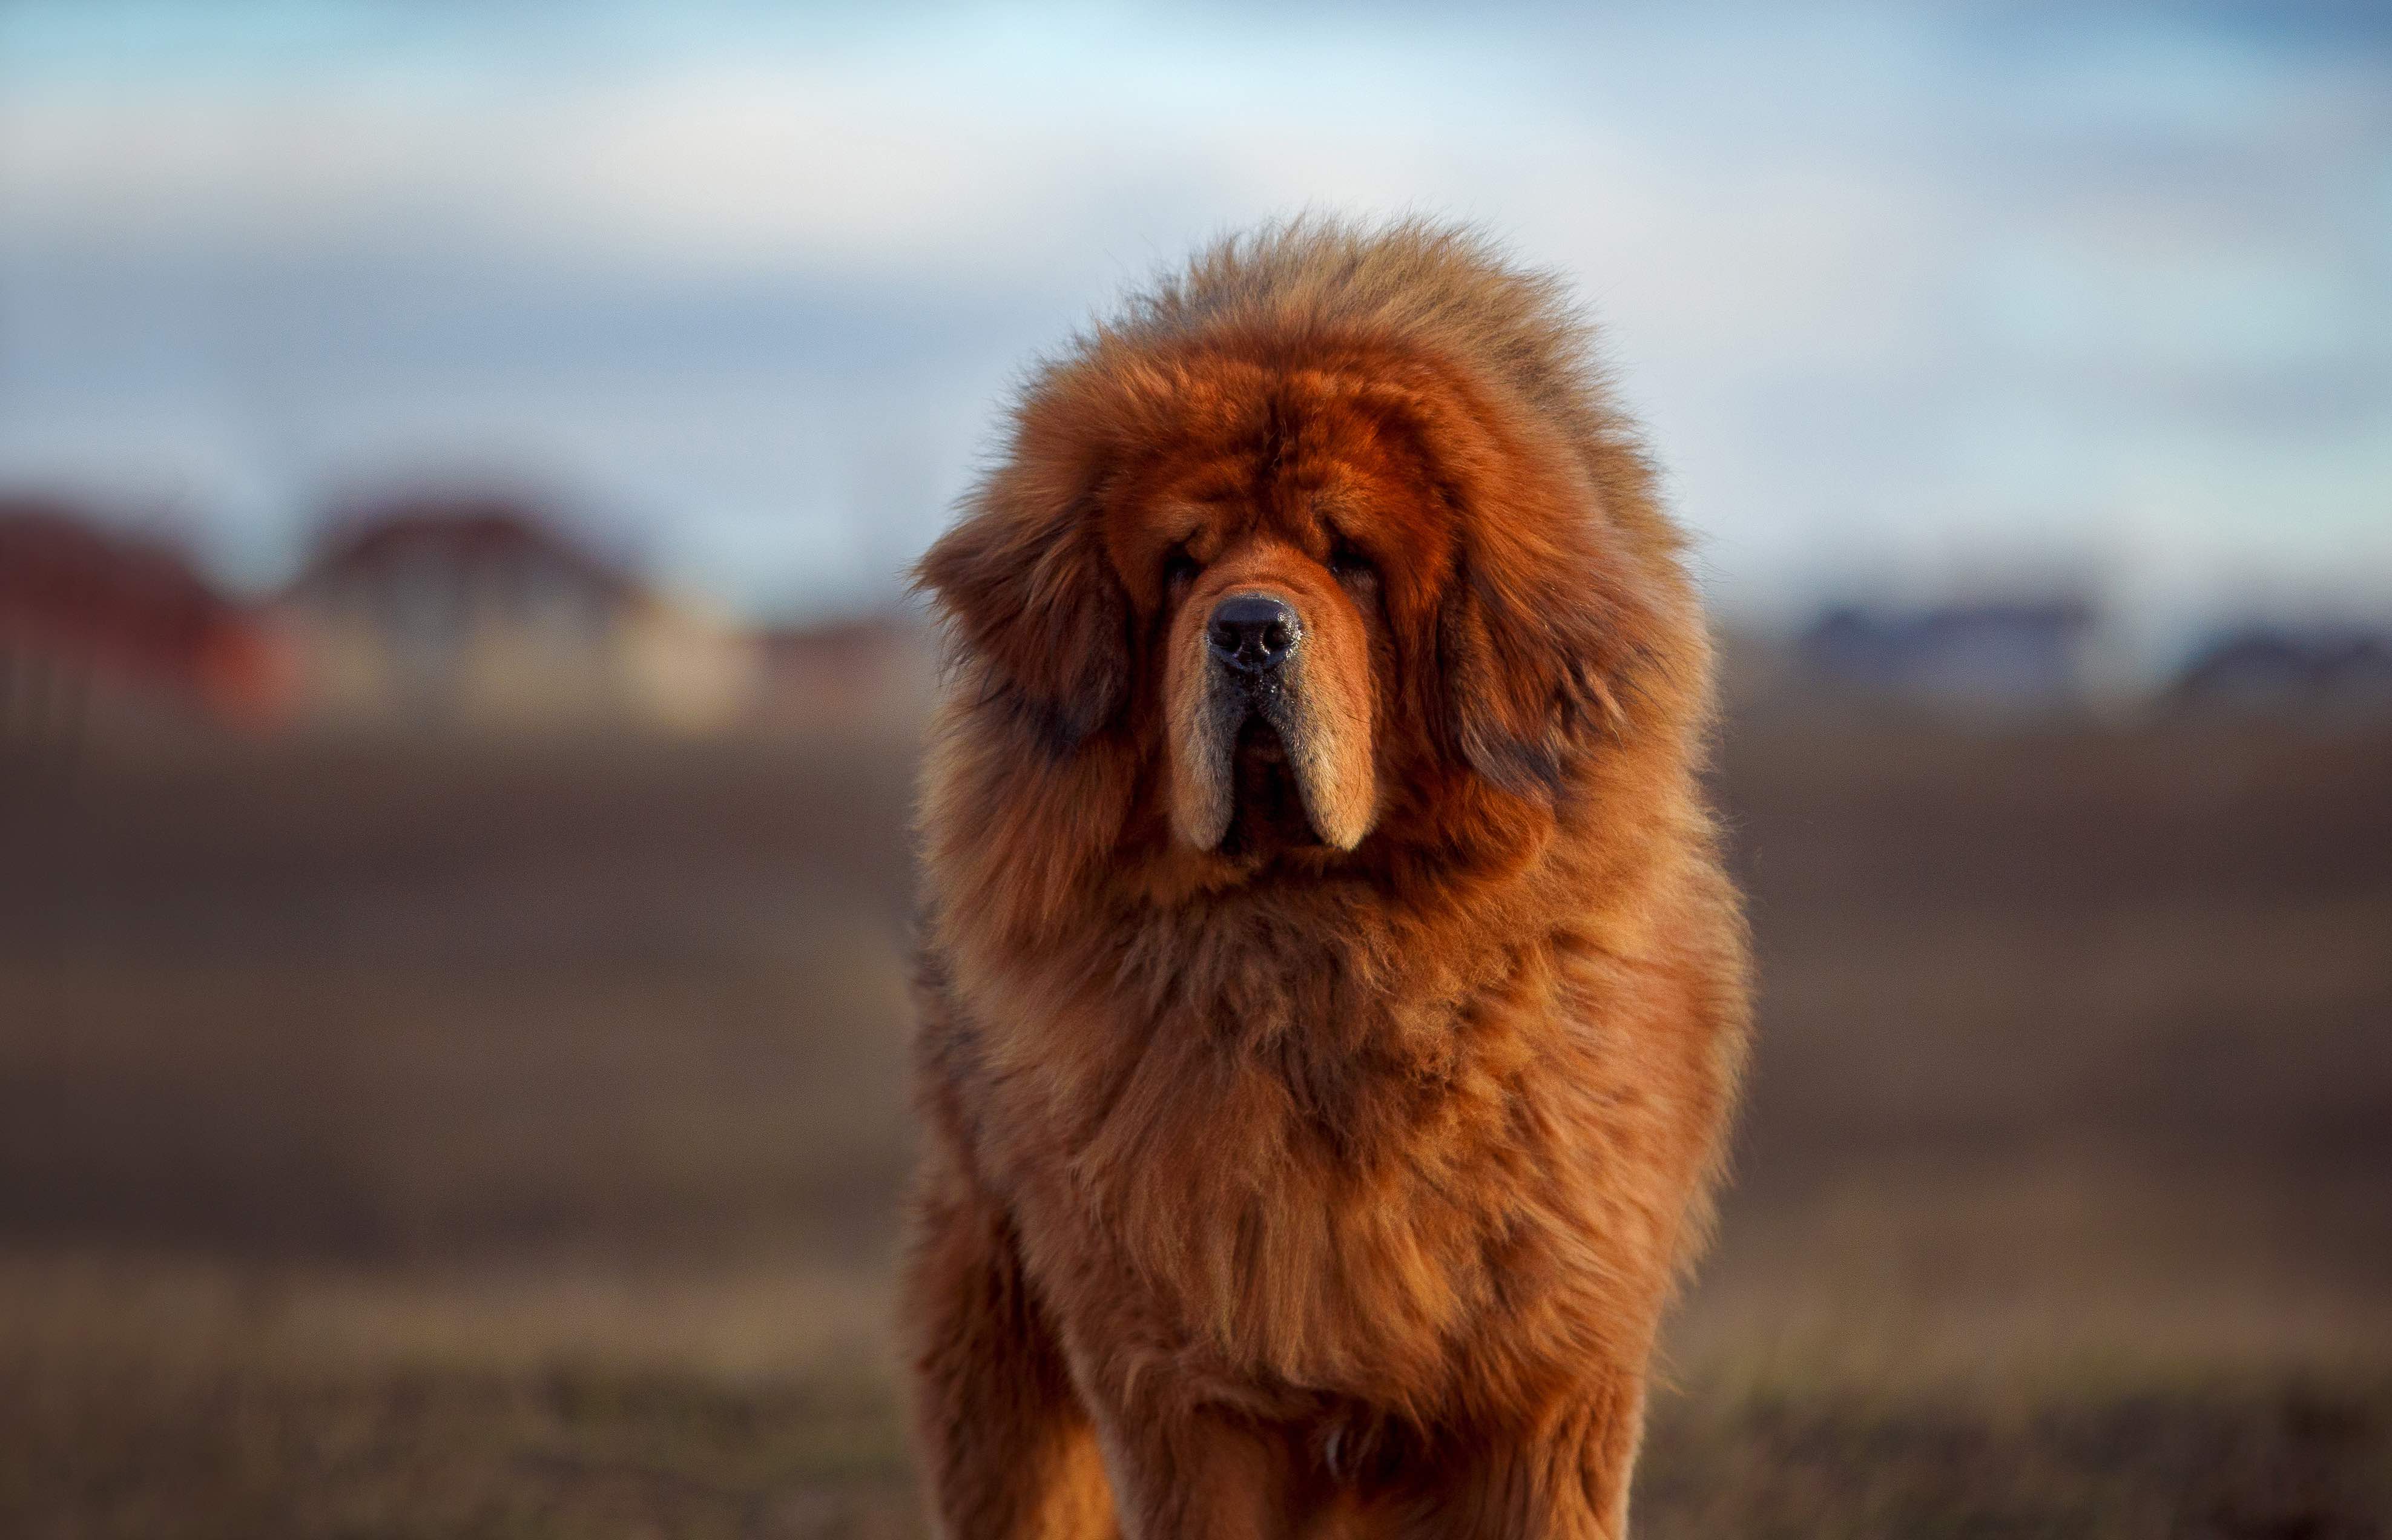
[[1084, 217, 1667, 547], [1133, 219, 1588, 416]]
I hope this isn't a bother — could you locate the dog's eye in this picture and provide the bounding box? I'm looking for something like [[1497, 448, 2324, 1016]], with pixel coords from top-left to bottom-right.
[[1163, 548, 1200, 590], [1328, 540, 1376, 584]]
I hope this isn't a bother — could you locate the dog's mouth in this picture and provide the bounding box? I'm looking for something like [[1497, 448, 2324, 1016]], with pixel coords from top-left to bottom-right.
[[1221, 708, 1322, 857], [1169, 628, 1373, 857]]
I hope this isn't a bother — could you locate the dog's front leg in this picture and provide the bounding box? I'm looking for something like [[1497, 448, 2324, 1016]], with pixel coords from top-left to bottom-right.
[[1399, 1374, 1648, 1540], [903, 1163, 1119, 1539], [1081, 1396, 1307, 1540]]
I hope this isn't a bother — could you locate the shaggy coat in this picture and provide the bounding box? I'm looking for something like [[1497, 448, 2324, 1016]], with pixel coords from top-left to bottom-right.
[[904, 219, 1750, 1539]]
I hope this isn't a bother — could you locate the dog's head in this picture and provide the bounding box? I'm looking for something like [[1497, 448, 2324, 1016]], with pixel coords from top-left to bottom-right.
[[919, 225, 1705, 892]]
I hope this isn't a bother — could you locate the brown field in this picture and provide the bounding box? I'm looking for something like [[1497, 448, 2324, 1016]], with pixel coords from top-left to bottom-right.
[[2, 699, 2388, 1537]]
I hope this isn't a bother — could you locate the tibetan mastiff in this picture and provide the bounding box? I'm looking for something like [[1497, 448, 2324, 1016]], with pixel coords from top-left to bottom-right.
[[904, 219, 1750, 1538]]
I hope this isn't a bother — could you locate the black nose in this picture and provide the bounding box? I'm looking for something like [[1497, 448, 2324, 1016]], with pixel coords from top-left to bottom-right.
[[1207, 593, 1302, 675]]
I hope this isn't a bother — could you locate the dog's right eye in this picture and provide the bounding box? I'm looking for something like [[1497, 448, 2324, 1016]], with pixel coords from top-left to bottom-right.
[[1163, 549, 1200, 590]]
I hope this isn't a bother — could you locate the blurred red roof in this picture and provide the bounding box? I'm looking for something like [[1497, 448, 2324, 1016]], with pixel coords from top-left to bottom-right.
[[0, 496, 285, 723], [294, 493, 636, 602]]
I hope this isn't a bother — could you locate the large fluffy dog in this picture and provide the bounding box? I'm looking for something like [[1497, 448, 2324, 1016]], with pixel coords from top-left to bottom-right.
[[904, 219, 1750, 1538]]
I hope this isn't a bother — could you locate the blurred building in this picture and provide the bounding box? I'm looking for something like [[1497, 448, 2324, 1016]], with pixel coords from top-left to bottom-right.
[[2170, 625, 2392, 716], [278, 494, 760, 735], [1796, 596, 2100, 714], [0, 496, 288, 743], [753, 616, 935, 733]]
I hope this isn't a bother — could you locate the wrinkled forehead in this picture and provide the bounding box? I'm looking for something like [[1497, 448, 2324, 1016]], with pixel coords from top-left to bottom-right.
[[1096, 359, 1458, 580]]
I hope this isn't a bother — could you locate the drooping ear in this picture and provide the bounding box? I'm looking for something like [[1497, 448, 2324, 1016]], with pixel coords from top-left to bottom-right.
[[1428, 423, 1672, 800], [1438, 553, 1635, 799], [915, 475, 1130, 754]]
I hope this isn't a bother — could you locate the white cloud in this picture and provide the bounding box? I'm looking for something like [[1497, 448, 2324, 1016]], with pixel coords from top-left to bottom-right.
[[0, 5, 2385, 631]]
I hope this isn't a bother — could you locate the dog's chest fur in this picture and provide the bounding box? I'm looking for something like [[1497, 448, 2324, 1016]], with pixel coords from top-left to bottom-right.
[[957, 917, 1649, 1415]]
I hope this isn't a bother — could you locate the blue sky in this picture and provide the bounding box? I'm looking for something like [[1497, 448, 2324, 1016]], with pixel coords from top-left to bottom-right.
[[1, 2, 2386, 647]]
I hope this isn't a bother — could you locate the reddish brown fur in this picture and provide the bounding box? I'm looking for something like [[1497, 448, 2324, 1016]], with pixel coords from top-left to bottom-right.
[[905, 219, 1751, 1538]]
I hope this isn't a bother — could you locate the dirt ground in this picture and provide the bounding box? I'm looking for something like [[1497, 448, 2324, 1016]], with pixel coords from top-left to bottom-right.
[[1, 697, 2387, 1537]]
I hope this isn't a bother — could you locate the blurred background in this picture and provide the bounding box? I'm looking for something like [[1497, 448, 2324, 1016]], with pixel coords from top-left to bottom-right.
[[2, 2, 2387, 1536]]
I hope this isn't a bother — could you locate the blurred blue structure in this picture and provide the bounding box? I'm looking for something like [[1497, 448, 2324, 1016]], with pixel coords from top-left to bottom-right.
[[1797, 597, 2100, 713], [2172, 625, 2392, 714]]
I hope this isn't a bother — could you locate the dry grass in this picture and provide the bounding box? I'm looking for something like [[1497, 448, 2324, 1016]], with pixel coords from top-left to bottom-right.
[[1, 703, 2387, 1535], [0, 1256, 2383, 1539]]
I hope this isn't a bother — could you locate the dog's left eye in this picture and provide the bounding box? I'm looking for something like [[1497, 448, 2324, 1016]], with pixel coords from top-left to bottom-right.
[[1328, 540, 1376, 584]]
